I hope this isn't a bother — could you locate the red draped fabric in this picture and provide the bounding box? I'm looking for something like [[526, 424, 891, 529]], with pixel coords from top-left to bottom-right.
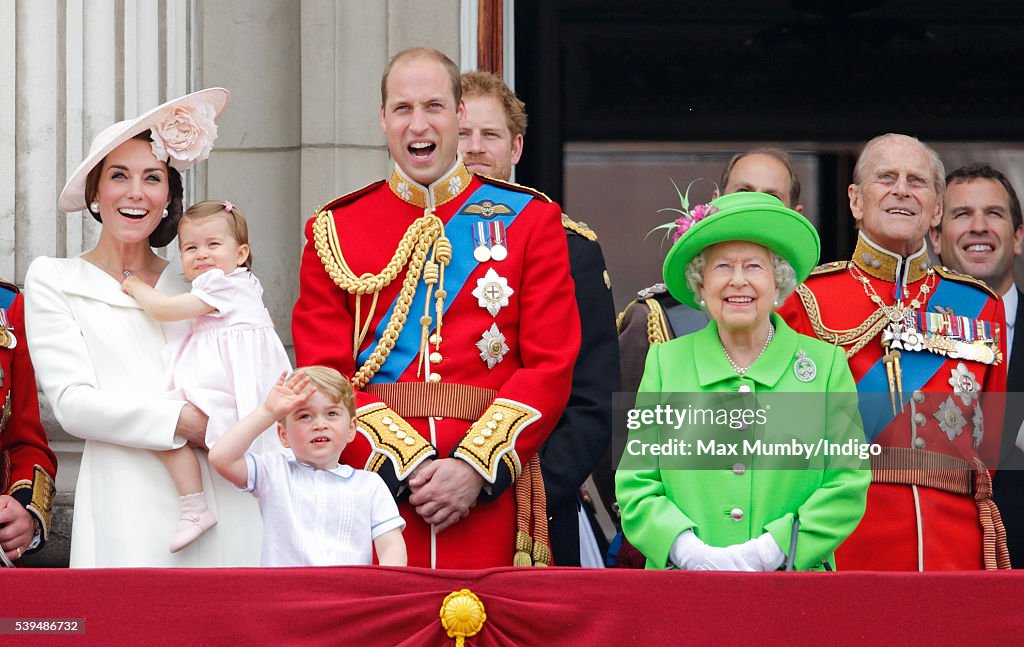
[[4, 567, 1023, 645]]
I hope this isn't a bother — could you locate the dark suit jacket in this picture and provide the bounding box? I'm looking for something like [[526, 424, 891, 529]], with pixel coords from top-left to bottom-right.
[[994, 288, 1024, 566], [538, 227, 619, 566]]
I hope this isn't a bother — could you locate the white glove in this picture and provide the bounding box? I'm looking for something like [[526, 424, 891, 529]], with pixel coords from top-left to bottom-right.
[[670, 530, 757, 571], [731, 533, 786, 571]]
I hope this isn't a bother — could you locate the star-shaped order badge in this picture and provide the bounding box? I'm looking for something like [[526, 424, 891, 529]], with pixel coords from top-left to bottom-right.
[[472, 268, 514, 317], [476, 323, 510, 369]]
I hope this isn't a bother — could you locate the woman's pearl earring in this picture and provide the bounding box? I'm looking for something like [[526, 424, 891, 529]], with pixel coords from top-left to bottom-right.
[[89, 201, 99, 213], [162, 208, 169, 218], [699, 298, 705, 307]]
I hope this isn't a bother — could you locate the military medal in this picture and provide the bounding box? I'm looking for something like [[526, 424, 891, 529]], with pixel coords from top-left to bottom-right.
[[0, 309, 16, 349], [472, 268, 514, 316], [490, 221, 508, 261], [476, 323, 509, 369], [472, 221, 491, 262], [793, 350, 816, 382]]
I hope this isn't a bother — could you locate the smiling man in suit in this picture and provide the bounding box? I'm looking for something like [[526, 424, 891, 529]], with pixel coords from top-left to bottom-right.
[[931, 162, 1024, 564]]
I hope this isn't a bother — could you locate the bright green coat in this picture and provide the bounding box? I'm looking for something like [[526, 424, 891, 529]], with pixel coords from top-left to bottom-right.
[[615, 313, 870, 570]]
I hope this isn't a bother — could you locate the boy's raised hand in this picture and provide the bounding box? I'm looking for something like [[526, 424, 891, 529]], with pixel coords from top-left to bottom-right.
[[264, 371, 316, 421]]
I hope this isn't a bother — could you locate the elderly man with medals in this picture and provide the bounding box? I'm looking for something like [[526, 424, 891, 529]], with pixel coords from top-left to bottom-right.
[[779, 133, 1009, 570], [615, 192, 869, 571], [0, 280, 57, 567], [292, 48, 579, 569]]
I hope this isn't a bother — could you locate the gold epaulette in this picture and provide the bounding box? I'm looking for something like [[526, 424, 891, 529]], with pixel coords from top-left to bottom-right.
[[476, 174, 552, 203], [356, 403, 435, 480], [934, 266, 999, 300], [317, 180, 387, 214], [616, 297, 671, 345], [454, 399, 540, 484], [561, 213, 598, 241], [808, 260, 850, 277]]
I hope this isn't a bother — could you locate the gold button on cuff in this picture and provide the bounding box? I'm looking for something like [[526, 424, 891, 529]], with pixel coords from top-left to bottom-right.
[[473, 436, 485, 446], [493, 412, 504, 421], [389, 423, 400, 432], [381, 416, 393, 425], [396, 430, 407, 440], [404, 437, 416, 446]]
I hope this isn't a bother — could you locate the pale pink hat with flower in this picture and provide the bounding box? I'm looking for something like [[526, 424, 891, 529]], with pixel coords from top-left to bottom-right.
[[58, 88, 230, 213]]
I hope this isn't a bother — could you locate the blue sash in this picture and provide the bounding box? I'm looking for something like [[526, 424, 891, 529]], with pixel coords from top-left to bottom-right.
[[361, 183, 533, 383], [857, 277, 989, 440]]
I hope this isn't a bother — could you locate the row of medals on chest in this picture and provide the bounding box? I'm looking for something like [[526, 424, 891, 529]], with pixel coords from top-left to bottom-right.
[[852, 264, 998, 366]]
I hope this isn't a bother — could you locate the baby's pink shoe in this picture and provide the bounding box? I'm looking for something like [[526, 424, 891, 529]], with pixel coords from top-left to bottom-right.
[[170, 492, 217, 553]]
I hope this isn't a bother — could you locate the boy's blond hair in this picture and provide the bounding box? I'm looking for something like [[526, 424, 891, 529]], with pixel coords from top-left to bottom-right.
[[290, 366, 355, 417]]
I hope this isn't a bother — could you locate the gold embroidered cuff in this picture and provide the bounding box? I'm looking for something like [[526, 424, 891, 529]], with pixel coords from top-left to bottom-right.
[[454, 399, 540, 484], [8, 465, 56, 536], [356, 403, 435, 480]]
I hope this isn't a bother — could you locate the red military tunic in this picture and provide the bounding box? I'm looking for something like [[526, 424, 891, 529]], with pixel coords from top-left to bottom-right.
[[293, 160, 580, 568], [779, 234, 1007, 570], [0, 283, 57, 555]]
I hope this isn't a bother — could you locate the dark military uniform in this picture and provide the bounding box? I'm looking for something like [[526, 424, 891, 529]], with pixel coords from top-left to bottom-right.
[[537, 216, 619, 566], [0, 282, 57, 558]]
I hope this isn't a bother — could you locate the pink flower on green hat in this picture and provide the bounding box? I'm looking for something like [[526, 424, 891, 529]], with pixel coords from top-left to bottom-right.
[[671, 203, 718, 241]]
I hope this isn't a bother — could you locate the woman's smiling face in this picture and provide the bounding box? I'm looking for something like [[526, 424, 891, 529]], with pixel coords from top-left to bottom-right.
[[699, 240, 779, 334], [93, 137, 170, 244]]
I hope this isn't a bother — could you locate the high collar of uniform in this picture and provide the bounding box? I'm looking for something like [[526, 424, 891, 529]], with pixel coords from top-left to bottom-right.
[[851, 232, 931, 284], [387, 156, 473, 210]]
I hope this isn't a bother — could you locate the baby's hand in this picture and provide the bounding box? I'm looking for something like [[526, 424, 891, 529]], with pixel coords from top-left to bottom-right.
[[121, 274, 142, 295], [263, 371, 316, 420]]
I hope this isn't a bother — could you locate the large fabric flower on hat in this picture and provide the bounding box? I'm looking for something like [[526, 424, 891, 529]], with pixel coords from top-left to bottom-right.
[[648, 179, 718, 244], [150, 102, 219, 171]]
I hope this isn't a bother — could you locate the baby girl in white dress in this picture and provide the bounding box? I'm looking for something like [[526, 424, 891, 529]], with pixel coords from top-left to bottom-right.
[[122, 199, 291, 552]]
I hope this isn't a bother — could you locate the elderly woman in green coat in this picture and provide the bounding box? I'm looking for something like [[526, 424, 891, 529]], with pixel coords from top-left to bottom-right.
[[615, 192, 870, 571]]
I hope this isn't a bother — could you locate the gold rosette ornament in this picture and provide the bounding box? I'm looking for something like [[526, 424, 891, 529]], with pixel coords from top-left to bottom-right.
[[440, 589, 487, 646]]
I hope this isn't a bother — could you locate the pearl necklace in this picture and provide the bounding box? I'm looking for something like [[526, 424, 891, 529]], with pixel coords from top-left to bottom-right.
[[721, 324, 774, 375]]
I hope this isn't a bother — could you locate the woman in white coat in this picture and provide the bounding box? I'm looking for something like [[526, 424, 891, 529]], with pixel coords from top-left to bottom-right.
[[25, 89, 262, 567]]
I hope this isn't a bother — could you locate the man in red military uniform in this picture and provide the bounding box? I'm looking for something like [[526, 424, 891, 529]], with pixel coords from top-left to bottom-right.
[[292, 48, 579, 568], [779, 133, 1008, 570], [0, 281, 57, 566]]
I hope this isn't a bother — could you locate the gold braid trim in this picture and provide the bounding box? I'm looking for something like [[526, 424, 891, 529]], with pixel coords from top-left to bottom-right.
[[644, 298, 672, 345], [795, 284, 889, 358], [356, 402, 435, 480], [313, 209, 446, 388], [7, 466, 55, 537], [455, 399, 540, 484]]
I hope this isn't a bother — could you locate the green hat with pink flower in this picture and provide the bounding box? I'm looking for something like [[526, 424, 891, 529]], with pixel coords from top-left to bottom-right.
[[662, 191, 820, 309]]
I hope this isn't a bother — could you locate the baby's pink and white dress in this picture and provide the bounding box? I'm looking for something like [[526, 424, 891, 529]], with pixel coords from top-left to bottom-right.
[[165, 267, 291, 454]]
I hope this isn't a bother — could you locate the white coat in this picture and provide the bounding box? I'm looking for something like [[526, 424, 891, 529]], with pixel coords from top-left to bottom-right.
[[24, 256, 262, 567]]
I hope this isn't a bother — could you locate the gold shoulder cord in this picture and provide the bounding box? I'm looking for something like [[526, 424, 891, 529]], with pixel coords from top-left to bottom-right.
[[796, 284, 890, 358], [644, 298, 672, 345], [313, 209, 448, 388]]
